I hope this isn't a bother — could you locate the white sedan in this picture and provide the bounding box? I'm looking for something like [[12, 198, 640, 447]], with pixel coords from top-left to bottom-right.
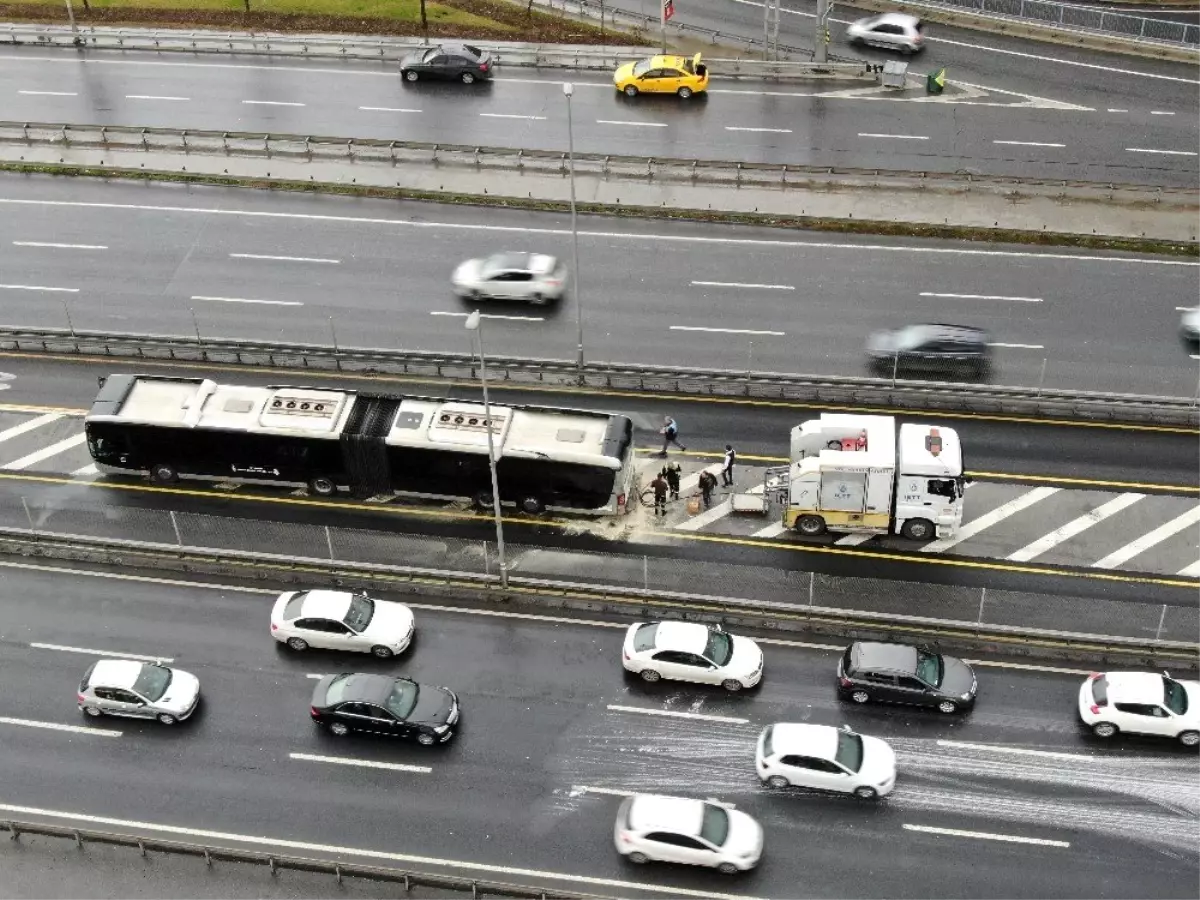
[[1078, 671, 1199, 746], [622, 621, 763, 691], [450, 252, 567, 305], [271, 590, 415, 658], [614, 794, 763, 874], [756, 723, 897, 799]]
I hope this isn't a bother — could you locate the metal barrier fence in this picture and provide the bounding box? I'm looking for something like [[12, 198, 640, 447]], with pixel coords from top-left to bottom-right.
[[0, 819, 597, 898], [2, 492, 1196, 648], [1, 327, 1195, 427]]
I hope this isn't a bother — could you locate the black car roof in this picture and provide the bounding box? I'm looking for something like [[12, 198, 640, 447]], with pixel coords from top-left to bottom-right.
[[328, 672, 403, 705], [850, 641, 920, 674]]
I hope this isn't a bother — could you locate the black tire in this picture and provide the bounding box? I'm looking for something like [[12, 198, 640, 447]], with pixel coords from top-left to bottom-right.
[[156, 713, 178, 726], [403, 69, 419, 82], [473, 490, 494, 510], [519, 494, 545, 515], [717, 862, 739, 875], [826, 440, 843, 450], [461, 72, 476, 84], [850, 690, 870, 704], [628, 852, 649, 864], [850, 36, 865, 46], [416, 731, 437, 746], [1092, 721, 1118, 739], [623, 84, 639, 97], [150, 462, 179, 484], [677, 86, 693, 99], [795, 515, 826, 537], [722, 679, 744, 693], [853, 786, 879, 800], [371, 645, 393, 659], [937, 700, 958, 714], [639, 669, 661, 683], [328, 721, 349, 736], [767, 775, 789, 789], [286, 637, 309, 652], [900, 44, 914, 56], [530, 293, 546, 306], [308, 476, 337, 497], [82, 706, 102, 718], [901, 518, 935, 541], [1178, 730, 1199, 747]]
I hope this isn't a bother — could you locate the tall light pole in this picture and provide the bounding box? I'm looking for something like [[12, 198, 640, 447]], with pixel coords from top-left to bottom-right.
[[464, 310, 508, 589], [563, 82, 585, 376]]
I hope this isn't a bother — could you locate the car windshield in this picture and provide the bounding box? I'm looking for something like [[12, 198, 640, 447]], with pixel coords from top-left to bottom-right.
[[342, 593, 374, 632], [704, 628, 734, 666], [834, 730, 865, 773], [699, 804, 730, 847], [386, 680, 420, 719], [894, 325, 935, 351], [915, 650, 943, 687], [1164, 677, 1188, 715], [633, 623, 658, 652], [632, 59, 653, 76], [133, 664, 172, 702]]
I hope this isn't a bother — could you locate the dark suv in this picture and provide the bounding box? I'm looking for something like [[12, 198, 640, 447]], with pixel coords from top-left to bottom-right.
[[866, 323, 990, 378], [837, 641, 977, 714]]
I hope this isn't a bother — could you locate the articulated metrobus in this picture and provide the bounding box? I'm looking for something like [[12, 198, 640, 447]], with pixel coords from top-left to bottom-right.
[[85, 374, 636, 515]]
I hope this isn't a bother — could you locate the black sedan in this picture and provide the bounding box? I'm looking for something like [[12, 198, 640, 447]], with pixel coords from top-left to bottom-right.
[[400, 44, 495, 84], [310, 673, 460, 745], [866, 323, 990, 378], [837, 641, 977, 714]]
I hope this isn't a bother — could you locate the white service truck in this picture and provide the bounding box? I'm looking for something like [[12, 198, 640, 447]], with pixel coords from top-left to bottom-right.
[[780, 413, 965, 541]]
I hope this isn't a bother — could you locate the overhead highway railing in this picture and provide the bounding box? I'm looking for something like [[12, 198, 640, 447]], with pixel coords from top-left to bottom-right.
[[1, 326, 1196, 427], [0, 498, 1194, 665], [0, 819, 600, 899]]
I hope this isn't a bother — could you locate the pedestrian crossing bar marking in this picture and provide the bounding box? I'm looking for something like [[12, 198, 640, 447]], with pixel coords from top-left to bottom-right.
[[1091, 506, 1200, 570], [0, 413, 64, 445], [1007, 493, 1145, 562], [919, 487, 1060, 553], [2, 434, 88, 471]]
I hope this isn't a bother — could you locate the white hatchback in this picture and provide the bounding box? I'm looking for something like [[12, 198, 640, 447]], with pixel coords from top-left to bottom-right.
[[756, 723, 897, 799], [614, 794, 763, 874], [622, 621, 763, 691], [1078, 671, 1199, 746], [271, 590, 415, 658], [846, 13, 925, 54], [451, 251, 567, 305]]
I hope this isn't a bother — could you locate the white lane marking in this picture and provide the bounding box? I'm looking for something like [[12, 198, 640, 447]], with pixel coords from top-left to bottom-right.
[[289, 753, 431, 774], [595, 119, 668, 127], [0, 199, 1194, 267], [902, 823, 1070, 848], [1178, 560, 1200, 577], [725, 126, 792, 133], [920, 487, 1060, 553], [1150, 111, 1176, 116], [30, 642, 173, 663], [0, 717, 121, 737], [1126, 147, 1199, 157], [935, 740, 1092, 761], [858, 132, 928, 140], [0, 803, 764, 900], [0, 413, 64, 445], [73, 463, 98, 477], [572, 786, 736, 808], [674, 500, 733, 533], [690, 281, 795, 290], [479, 113, 547, 120], [125, 94, 189, 101], [359, 106, 422, 113], [920, 292, 1043, 302], [961, 659, 1091, 676], [1092, 506, 1200, 570], [1107, 108, 1128, 113], [17, 89, 76, 96], [304, 674, 324, 680], [241, 100, 305, 107], [607, 704, 749, 725], [751, 522, 788, 538], [2, 433, 88, 471], [669, 325, 786, 336], [430, 311, 545, 323], [756, 636, 842, 651], [992, 140, 1065, 148], [190, 295, 302, 306], [229, 253, 340, 264], [1007, 493, 1145, 563], [834, 533, 873, 546], [13, 241, 107, 250], [987, 342, 1045, 350], [0, 283, 78, 292]]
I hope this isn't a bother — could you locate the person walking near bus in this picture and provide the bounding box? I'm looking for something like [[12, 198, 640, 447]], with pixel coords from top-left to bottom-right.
[[665, 461, 682, 500], [698, 469, 718, 509], [657, 415, 686, 456], [650, 471, 669, 516], [721, 444, 736, 487]]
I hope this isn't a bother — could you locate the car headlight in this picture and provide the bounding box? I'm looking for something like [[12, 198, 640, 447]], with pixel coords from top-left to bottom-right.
[[433, 724, 450, 734], [960, 692, 973, 701]]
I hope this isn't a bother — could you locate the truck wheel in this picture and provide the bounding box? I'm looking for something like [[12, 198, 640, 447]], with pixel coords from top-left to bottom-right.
[[308, 476, 337, 497], [901, 518, 935, 541], [795, 515, 826, 536]]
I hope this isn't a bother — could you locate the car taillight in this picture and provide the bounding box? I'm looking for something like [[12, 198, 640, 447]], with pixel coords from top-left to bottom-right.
[[623, 650, 630, 661], [1089, 704, 1101, 714], [310, 707, 320, 717], [480, 63, 489, 71], [839, 677, 852, 687], [270, 623, 278, 631], [619, 832, 631, 843], [1089, 672, 1102, 679], [76, 693, 85, 703], [618, 492, 626, 508]]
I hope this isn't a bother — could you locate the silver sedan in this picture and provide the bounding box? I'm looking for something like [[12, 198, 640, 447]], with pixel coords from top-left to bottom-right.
[[77, 659, 201, 725], [451, 252, 567, 305]]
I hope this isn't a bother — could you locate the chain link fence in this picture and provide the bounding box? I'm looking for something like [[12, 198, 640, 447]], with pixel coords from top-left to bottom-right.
[[933, 0, 1199, 45], [5, 492, 1194, 644]]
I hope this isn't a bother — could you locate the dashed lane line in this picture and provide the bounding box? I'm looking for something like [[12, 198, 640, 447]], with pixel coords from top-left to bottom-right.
[[607, 704, 750, 725], [0, 716, 122, 737], [288, 753, 431, 774], [571, 786, 736, 808], [30, 642, 172, 663], [902, 823, 1070, 848]]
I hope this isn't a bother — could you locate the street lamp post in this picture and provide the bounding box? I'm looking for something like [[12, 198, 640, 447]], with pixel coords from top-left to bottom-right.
[[464, 310, 508, 589], [563, 81, 585, 376]]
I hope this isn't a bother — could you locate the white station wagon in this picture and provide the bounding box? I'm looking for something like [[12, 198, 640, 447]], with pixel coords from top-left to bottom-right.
[[271, 590, 415, 658], [756, 723, 897, 799], [1078, 671, 1199, 746], [622, 621, 764, 691], [78, 659, 200, 726], [614, 794, 763, 874]]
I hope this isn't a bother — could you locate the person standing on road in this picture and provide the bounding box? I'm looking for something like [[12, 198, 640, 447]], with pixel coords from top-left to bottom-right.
[[698, 470, 718, 509], [722, 444, 736, 487], [665, 461, 681, 500], [650, 472, 669, 517], [657, 416, 686, 456]]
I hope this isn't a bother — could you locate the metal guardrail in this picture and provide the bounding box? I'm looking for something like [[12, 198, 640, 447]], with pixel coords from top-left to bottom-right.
[[903, 0, 1199, 46], [1, 327, 1196, 426], [7, 122, 1194, 203], [0, 819, 598, 898]]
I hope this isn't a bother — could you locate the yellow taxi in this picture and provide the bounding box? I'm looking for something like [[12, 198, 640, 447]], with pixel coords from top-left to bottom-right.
[[613, 52, 709, 99]]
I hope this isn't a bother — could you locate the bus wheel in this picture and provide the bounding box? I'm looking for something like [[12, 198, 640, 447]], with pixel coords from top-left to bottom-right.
[[473, 490, 493, 510], [308, 476, 337, 497], [150, 462, 179, 484], [519, 495, 545, 515]]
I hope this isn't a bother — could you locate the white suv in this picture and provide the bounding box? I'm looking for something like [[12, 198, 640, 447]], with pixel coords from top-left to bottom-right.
[[1078, 671, 1199, 746], [846, 13, 925, 55]]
